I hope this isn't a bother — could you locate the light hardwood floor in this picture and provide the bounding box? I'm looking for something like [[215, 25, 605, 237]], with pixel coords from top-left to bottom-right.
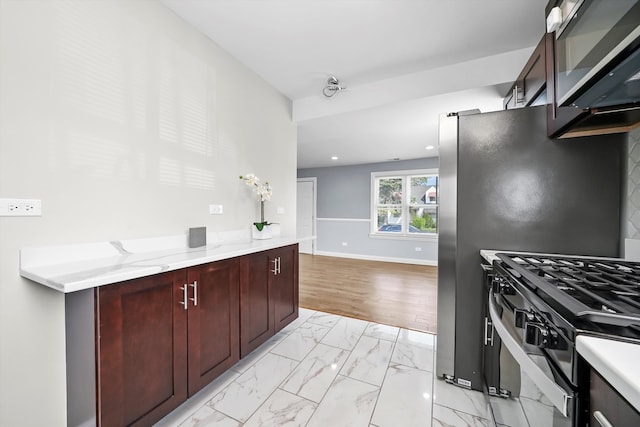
[[298, 254, 438, 333]]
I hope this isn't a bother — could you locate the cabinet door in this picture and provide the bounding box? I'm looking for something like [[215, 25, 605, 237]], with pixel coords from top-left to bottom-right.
[[504, 35, 546, 110], [545, 32, 589, 137], [96, 271, 187, 427], [187, 258, 240, 396], [590, 367, 640, 427], [503, 89, 517, 110], [239, 251, 274, 357], [272, 244, 299, 332], [519, 35, 546, 107]]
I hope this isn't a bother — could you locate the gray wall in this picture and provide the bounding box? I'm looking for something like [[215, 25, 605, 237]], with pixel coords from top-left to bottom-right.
[[298, 158, 439, 264]]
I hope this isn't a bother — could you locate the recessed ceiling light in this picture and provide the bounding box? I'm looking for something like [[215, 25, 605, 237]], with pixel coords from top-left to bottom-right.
[[331, 156, 338, 160], [425, 145, 435, 150]]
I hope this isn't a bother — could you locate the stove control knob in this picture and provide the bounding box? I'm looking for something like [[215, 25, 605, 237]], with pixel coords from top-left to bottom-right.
[[492, 276, 516, 295], [514, 309, 535, 328], [525, 322, 550, 348]]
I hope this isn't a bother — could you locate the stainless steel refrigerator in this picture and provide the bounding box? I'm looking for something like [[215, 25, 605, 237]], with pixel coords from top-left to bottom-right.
[[435, 105, 626, 391]]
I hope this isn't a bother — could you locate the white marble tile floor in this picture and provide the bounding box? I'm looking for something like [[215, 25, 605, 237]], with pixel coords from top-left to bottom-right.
[[155, 308, 492, 427]]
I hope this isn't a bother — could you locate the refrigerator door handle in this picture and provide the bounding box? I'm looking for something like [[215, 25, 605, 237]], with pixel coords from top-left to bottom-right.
[[488, 289, 571, 417], [483, 317, 494, 346]]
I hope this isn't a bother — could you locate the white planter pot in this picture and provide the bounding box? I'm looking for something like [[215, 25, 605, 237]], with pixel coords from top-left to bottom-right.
[[252, 224, 272, 240]]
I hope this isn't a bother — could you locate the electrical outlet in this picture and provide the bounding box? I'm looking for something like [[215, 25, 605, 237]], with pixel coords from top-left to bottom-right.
[[415, 247, 422, 252], [277, 207, 285, 214], [0, 198, 42, 216]]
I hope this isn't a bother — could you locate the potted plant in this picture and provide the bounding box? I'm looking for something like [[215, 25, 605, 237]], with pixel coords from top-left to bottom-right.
[[240, 174, 273, 239]]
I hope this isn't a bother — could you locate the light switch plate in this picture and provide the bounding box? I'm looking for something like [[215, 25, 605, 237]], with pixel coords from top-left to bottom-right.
[[209, 204, 223, 214]]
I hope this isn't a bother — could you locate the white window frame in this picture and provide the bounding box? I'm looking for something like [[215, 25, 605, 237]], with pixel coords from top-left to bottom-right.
[[370, 168, 438, 239]]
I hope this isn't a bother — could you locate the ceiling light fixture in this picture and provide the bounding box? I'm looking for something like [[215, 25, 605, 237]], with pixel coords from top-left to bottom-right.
[[331, 156, 338, 160], [426, 145, 435, 150], [322, 76, 346, 98]]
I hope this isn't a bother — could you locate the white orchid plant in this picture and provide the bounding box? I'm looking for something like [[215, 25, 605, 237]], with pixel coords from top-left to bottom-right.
[[240, 174, 273, 231]]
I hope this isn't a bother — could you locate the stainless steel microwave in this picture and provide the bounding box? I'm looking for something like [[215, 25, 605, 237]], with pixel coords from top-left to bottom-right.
[[550, 0, 640, 110]]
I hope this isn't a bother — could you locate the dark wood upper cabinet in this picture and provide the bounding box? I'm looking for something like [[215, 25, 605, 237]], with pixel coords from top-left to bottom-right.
[[503, 31, 619, 137], [544, 30, 592, 138], [504, 35, 547, 110], [503, 27, 640, 137], [239, 244, 299, 357], [503, 32, 589, 136], [186, 258, 240, 396], [544, 0, 640, 137], [96, 270, 188, 427]]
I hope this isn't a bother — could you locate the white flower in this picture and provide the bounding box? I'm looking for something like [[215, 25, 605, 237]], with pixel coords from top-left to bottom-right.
[[257, 184, 272, 201], [240, 173, 273, 201], [243, 173, 258, 186]]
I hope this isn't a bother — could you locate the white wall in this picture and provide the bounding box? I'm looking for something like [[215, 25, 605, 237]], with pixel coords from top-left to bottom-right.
[[0, 1, 296, 425]]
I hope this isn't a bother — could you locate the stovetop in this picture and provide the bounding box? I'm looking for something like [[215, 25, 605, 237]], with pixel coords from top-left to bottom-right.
[[496, 253, 640, 333]]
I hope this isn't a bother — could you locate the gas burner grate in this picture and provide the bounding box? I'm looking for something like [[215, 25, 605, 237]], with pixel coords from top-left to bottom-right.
[[497, 253, 640, 326]]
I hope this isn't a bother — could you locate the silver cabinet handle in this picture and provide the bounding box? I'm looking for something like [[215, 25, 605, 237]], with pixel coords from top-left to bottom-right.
[[488, 289, 571, 416], [593, 411, 613, 427], [484, 317, 494, 346], [179, 285, 188, 310], [189, 281, 198, 306], [513, 85, 524, 104], [271, 256, 283, 275]]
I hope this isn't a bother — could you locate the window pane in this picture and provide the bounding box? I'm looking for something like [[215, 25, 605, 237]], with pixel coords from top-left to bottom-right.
[[377, 208, 402, 232], [410, 206, 437, 233], [410, 175, 438, 205], [377, 177, 403, 204]]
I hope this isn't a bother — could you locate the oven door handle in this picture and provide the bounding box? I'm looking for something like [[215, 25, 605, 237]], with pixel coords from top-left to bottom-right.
[[488, 289, 572, 417]]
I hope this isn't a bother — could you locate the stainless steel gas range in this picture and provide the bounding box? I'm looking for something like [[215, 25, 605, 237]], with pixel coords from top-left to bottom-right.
[[483, 252, 640, 427]]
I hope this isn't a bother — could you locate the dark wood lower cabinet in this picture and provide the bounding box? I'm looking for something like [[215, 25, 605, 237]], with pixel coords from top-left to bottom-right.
[[589, 367, 640, 427], [96, 270, 188, 427], [95, 245, 297, 427], [239, 251, 275, 357], [240, 244, 299, 357], [273, 244, 299, 332], [187, 258, 239, 396]]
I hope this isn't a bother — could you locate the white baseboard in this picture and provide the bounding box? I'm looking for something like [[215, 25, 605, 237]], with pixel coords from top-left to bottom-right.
[[312, 250, 437, 266]]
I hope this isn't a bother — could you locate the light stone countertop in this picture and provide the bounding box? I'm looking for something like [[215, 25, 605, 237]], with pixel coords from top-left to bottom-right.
[[20, 230, 298, 293], [577, 335, 640, 411]]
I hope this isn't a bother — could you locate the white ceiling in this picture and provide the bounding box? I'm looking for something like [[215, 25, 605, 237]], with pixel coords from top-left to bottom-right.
[[161, 0, 548, 168]]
